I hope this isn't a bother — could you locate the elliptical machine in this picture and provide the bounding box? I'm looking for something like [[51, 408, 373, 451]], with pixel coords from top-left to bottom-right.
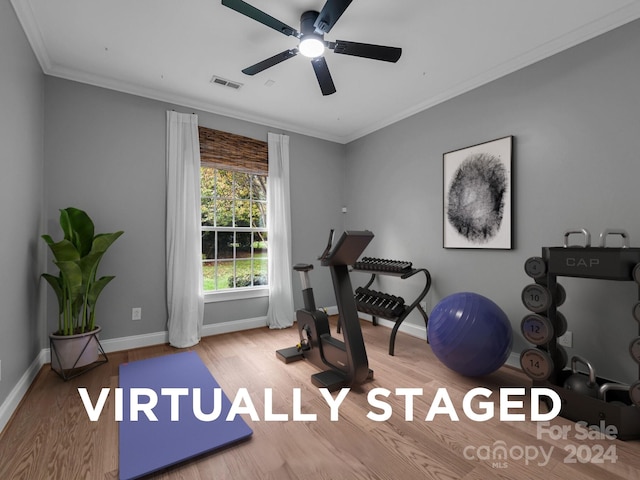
[[276, 230, 374, 391]]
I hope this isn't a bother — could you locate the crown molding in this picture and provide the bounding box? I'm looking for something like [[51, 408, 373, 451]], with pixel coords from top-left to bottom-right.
[[12, 0, 640, 145]]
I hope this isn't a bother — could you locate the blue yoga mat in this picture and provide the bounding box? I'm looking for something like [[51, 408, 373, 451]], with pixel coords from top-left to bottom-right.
[[118, 351, 253, 480]]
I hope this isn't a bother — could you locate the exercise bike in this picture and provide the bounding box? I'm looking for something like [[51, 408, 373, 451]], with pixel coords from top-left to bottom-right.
[[276, 230, 374, 391]]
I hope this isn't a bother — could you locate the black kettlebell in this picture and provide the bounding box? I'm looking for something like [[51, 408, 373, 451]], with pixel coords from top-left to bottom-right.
[[563, 355, 599, 398], [598, 382, 630, 407]]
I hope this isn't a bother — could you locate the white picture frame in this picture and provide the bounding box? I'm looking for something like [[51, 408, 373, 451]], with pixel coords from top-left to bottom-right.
[[443, 136, 513, 249]]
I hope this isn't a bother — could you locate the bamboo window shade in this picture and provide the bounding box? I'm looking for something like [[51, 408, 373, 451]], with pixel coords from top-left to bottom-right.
[[199, 126, 268, 175]]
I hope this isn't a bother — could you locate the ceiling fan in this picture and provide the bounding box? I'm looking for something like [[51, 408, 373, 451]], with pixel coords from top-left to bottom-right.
[[221, 0, 402, 95]]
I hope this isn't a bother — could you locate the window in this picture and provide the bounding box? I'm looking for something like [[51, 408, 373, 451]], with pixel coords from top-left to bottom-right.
[[199, 127, 269, 293], [201, 167, 267, 290]]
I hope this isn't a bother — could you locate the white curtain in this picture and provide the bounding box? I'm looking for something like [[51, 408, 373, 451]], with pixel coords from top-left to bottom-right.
[[165, 111, 204, 347], [266, 133, 294, 329]]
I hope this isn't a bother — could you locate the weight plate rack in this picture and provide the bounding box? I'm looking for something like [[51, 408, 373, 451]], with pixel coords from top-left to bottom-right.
[[350, 257, 431, 356], [520, 228, 640, 440]]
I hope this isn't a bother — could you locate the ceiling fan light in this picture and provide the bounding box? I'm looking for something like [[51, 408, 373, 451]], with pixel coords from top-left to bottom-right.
[[299, 36, 325, 58]]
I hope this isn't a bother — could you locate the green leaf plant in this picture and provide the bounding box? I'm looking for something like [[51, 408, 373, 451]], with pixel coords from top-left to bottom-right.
[[42, 208, 123, 336]]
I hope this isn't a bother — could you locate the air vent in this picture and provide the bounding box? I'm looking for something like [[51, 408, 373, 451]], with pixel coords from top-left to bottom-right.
[[210, 75, 243, 90]]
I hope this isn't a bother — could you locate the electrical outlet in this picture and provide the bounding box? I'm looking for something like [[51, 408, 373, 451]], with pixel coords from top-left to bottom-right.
[[132, 307, 142, 321], [558, 331, 573, 348], [420, 295, 431, 313]]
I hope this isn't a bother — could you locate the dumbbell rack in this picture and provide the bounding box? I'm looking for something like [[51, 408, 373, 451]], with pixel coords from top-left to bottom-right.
[[350, 257, 431, 356], [520, 229, 640, 440]]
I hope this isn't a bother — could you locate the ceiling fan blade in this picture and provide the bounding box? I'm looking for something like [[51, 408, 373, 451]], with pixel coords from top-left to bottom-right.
[[314, 0, 353, 34], [242, 49, 298, 75], [331, 40, 402, 62], [311, 57, 336, 96], [221, 0, 299, 37]]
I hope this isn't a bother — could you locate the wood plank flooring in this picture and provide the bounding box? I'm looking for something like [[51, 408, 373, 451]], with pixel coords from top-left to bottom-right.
[[1, 318, 639, 479]]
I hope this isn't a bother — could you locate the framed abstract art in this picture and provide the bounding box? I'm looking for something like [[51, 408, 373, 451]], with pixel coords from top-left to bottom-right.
[[443, 136, 513, 249]]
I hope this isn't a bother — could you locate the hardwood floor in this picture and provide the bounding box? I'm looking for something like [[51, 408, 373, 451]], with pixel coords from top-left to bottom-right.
[[1, 318, 639, 479]]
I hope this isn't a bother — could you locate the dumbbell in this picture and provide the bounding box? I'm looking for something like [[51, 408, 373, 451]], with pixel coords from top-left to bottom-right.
[[633, 302, 640, 324], [383, 294, 399, 311], [521, 310, 565, 339], [633, 264, 640, 284], [521, 314, 554, 346], [522, 284, 552, 313], [555, 284, 566, 307], [630, 381, 640, 407], [356, 289, 373, 306], [629, 337, 640, 364], [553, 345, 568, 371], [373, 258, 385, 268], [555, 311, 568, 337], [524, 256, 546, 279], [390, 297, 405, 316], [356, 288, 374, 306], [520, 348, 554, 381], [521, 283, 566, 313], [372, 294, 387, 308]]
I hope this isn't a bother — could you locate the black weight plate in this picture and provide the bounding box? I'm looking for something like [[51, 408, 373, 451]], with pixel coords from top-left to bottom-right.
[[629, 337, 640, 364], [630, 381, 640, 407], [521, 284, 552, 313], [524, 257, 546, 279], [520, 348, 553, 381], [521, 314, 554, 345]]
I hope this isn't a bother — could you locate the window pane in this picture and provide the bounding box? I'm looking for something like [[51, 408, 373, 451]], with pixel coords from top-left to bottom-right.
[[217, 259, 235, 289], [216, 170, 233, 198], [216, 199, 233, 227], [256, 231, 267, 253], [251, 201, 266, 228], [236, 232, 252, 257], [234, 258, 253, 287], [253, 257, 268, 285], [201, 168, 215, 197], [217, 231, 235, 259], [235, 172, 251, 199], [235, 200, 251, 227], [202, 231, 216, 260], [252, 175, 266, 201], [201, 197, 215, 226], [236, 232, 252, 287], [202, 260, 216, 291]]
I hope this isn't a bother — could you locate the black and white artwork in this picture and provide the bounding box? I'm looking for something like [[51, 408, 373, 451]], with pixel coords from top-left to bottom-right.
[[443, 136, 513, 249]]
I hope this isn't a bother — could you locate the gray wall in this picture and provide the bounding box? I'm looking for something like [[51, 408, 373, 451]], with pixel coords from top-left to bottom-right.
[[43, 77, 345, 341], [4, 4, 640, 407], [0, 0, 45, 405], [345, 19, 640, 383]]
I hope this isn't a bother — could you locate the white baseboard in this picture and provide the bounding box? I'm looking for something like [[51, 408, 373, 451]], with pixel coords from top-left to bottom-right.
[[0, 316, 268, 436], [101, 331, 169, 354], [505, 352, 522, 368], [0, 349, 48, 434], [1, 313, 520, 436], [201, 316, 267, 337], [341, 308, 523, 370]]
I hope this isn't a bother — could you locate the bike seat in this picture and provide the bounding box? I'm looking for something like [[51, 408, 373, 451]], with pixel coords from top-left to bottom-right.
[[293, 263, 314, 272]]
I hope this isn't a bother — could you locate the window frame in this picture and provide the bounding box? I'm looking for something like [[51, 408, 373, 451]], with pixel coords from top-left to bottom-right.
[[198, 126, 269, 302], [201, 165, 269, 301]]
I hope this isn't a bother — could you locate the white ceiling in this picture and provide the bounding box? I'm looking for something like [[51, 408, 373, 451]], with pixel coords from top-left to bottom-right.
[[11, 0, 640, 144]]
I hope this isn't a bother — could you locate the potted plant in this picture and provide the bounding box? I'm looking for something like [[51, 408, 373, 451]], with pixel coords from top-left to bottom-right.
[[42, 207, 123, 377]]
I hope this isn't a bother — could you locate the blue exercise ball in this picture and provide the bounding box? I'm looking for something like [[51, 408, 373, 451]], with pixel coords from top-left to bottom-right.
[[428, 292, 513, 377]]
